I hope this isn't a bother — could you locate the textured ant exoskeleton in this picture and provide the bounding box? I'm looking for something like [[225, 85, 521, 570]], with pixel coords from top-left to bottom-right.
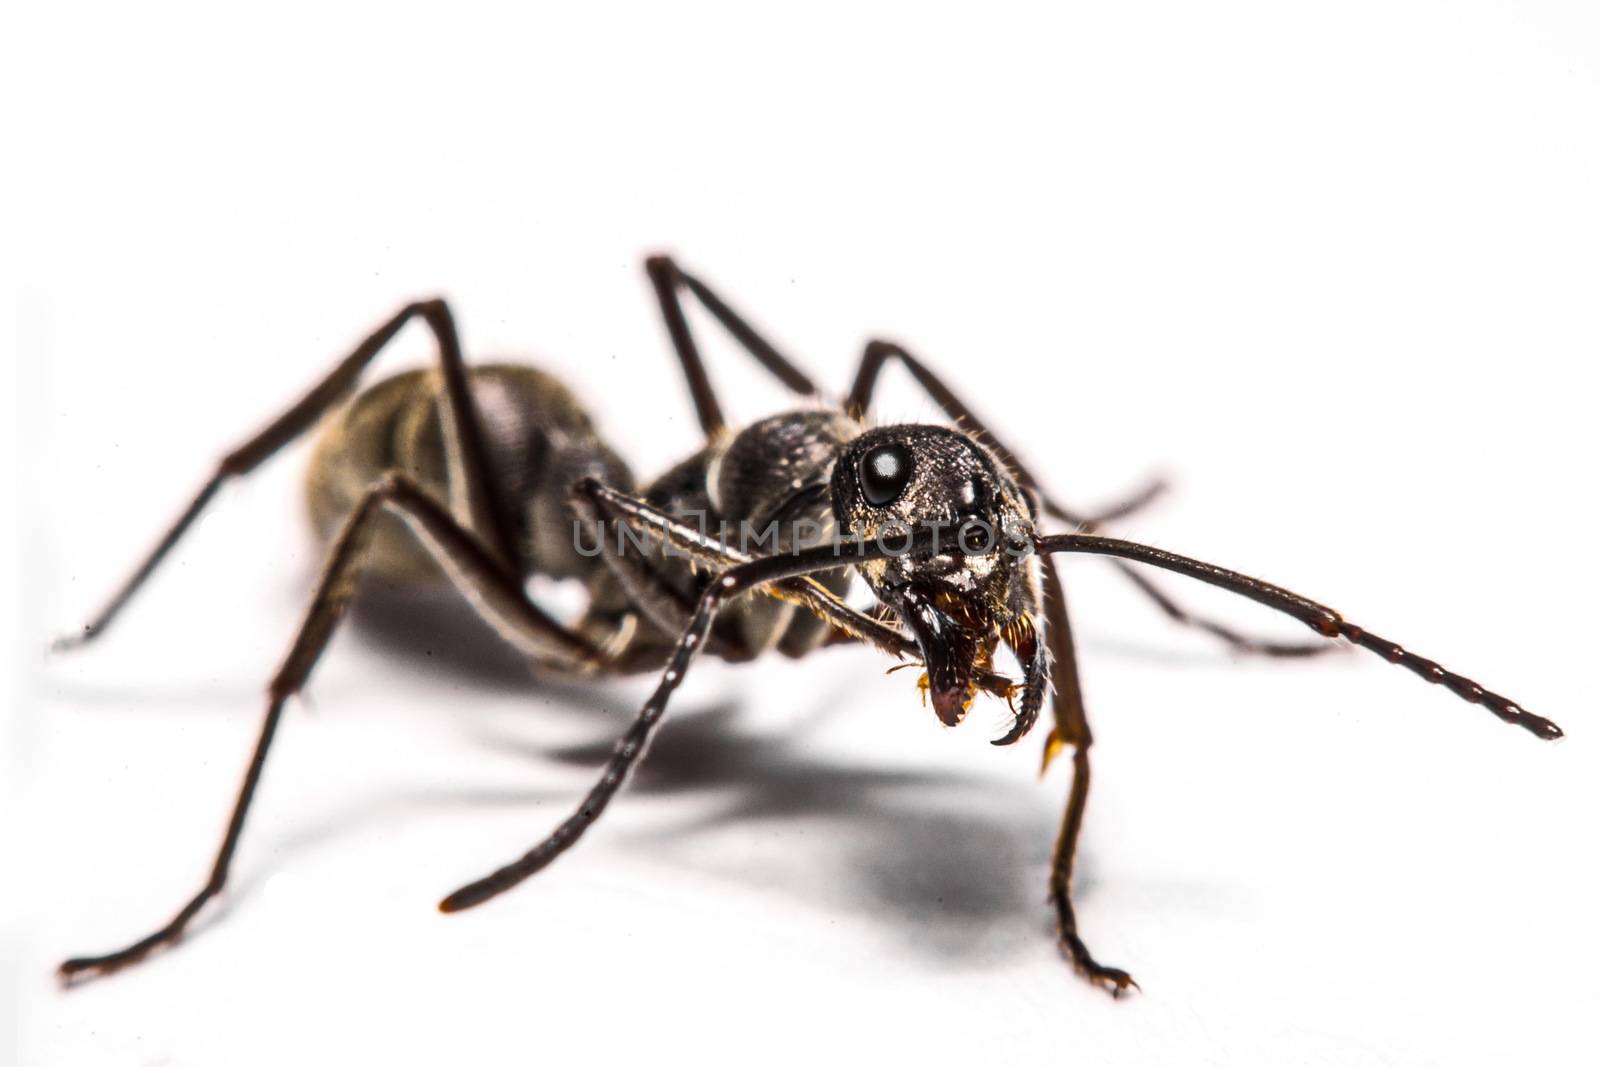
[[53, 256, 1562, 995]]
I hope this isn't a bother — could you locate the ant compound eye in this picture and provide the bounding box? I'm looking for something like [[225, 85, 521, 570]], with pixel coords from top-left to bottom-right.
[[858, 442, 914, 507]]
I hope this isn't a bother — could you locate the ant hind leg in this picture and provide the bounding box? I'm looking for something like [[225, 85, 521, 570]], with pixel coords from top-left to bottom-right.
[[57, 474, 609, 984], [55, 299, 517, 650]]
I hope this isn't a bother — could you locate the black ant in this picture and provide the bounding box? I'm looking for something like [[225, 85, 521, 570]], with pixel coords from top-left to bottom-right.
[[53, 255, 1562, 995]]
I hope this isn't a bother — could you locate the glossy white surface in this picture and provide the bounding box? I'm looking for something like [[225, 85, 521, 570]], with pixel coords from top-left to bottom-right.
[[8, 4, 1598, 1063]]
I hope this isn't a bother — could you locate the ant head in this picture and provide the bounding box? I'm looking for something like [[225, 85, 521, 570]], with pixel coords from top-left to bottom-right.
[[831, 424, 1039, 728]]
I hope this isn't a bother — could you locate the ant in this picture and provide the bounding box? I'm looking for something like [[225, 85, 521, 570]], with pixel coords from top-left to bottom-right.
[[53, 255, 1562, 995]]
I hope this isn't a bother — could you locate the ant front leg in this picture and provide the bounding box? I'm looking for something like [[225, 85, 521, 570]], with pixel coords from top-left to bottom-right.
[[55, 299, 518, 649], [1028, 531, 1560, 991], [1037, 555, 1138, 996], [573, 478, 1012, 700], [57, 475, 608, 984]]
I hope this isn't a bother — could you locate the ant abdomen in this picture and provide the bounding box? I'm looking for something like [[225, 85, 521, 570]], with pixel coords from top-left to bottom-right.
[[305, 363, 630, 584]]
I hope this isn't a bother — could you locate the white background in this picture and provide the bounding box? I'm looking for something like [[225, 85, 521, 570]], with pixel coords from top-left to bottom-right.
[[5, 2, 1599, 1064]]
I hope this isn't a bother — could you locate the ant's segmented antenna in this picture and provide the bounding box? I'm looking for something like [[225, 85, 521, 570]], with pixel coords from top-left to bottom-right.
[[1036, 534, 1561, 740], [438, 530, 948, 912]]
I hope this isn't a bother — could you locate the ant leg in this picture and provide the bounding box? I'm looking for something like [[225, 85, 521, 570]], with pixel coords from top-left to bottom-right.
[[439, 533, 934, 912], [56, 299, 518, 650], [1071, 478, 1170, 528], [846, 340, 1331, 658], [573, 479, 1018, 701], [1036, 533, 1562, 740], [1037, 556, 1139, 996], [570, 482, 734, 654], [575, 479, 1024, 690], [57, 475, 609, 984], [1111, 564, 1338, 658], [643, 255, 821, 439]]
